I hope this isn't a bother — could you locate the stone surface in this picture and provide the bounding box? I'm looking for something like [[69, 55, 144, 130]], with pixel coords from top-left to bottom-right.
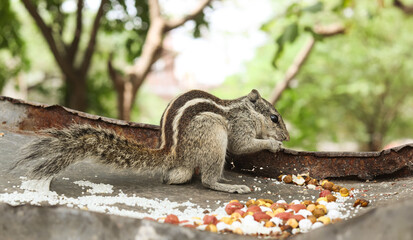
[[1, 129, 413, 239], [0, 203, 252, 240]]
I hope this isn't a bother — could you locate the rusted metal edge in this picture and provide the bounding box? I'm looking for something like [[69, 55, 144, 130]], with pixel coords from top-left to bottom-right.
[[0, 96, 160, 148], [1, 96, 412, 180]]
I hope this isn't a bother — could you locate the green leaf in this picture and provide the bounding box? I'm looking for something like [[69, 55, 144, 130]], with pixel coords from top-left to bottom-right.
[[333, 0, 353, 12], [272, 22, 299, 67], [286, 3, 301, 17], [302, 2, 324, 13]]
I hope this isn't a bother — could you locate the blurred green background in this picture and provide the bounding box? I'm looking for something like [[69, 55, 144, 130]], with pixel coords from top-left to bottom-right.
[[1, 0, 412, 151]]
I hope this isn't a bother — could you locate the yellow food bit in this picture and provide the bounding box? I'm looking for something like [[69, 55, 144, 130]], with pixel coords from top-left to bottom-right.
[[220, 217, 233, 225], [264, 199, 274, 204], [286, 218, 298, 228], [320, 179, 329, 186], [246, 199, 256, 207], [265, 211, 276, 218], [307, 204, 316, 212], [229, 199, 240, 203], [316, 204, 327, 214], [273, 208, 285, 214], [231, 212, 242, 219], [340, 188, 350, 197], [316, 197, 328, 203], [317, 216, 331, 225], [233, 228, 243, 235], [206, 224, 217, 233], [265, 221, 276, 228], [256, 199, 266, 206]]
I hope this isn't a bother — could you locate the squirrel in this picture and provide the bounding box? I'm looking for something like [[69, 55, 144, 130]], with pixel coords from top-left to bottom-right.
[[12, 89, 289, 193]]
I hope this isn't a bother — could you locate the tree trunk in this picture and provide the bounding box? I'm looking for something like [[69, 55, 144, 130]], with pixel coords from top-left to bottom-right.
[[65, 75, 87, 112], [108, 0, 212, 121], [367, 132, 383, 151]]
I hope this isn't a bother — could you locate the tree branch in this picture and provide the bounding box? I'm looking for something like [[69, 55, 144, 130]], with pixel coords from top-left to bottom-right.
[[148, 0, 162, 21], [67, 0, 84, 64], [270, 38, 315, 104], [108, 55, 124, 91], [394, 0, 413, 15], [270, 24, 345, 104], [165, 0, 212, 31], [79, 0, 107, 77], [21, 0, 73, 79]]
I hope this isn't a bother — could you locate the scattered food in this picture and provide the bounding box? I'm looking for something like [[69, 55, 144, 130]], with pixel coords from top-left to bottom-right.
[[353, 199, 369, 207]]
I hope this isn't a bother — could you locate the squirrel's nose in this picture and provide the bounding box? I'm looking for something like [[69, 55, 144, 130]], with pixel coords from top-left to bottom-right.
[[283, 132, 290, 142]]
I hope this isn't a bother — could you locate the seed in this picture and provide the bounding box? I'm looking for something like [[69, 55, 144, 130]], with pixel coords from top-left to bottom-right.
[[265, 221, 276, 228], [220, 217, 233, 225], [323, 181, 334, 190], [326, 194, 337, 202], [307, 215, 317, 223], [332, 184, 341, 192], [316, 204, 327, 214], [307, 204, 316, 212], [273, 208, 286, 215], [286, 218, 298, 228], [246, 199, 256, 207], [316, 197, 328, 203], [317, 216, 331, 225], [353, 199, 369, 207], [283, 175, 293, 184], [302, 200, 313, 206], [164, 214, 179, 224], [233, 228, 243, 235], [206, 224, 217, 233], [313, 208, 325, 218], [340, 188, 350, 197]]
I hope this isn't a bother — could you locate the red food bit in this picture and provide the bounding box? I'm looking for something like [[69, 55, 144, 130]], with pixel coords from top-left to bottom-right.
[[288, 204, 306, 213], [164, 214, 180, 224], [253, 212, 271, 222], [183, 224, 196, 228], [246, 205, 262, 213], [270, 203, 288, 210], [225, 202, 244, 215], [203, 215, 218, 225], [291, 215, 305, 221], [319, 190, 331, 198], [275, 212, 293, 221]]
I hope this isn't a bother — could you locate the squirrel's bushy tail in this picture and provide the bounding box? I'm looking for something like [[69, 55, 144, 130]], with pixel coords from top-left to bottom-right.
[[12, 124, 165, 178]]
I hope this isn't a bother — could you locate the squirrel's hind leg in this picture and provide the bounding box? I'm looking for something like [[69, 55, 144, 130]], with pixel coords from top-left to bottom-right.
[[163, 167, 193, 184]]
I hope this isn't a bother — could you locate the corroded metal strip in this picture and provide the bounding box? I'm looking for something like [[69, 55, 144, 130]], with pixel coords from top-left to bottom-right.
[[0, 96, 160, 148], [227, 144, 413, 180], [1, 96, 412, 179]]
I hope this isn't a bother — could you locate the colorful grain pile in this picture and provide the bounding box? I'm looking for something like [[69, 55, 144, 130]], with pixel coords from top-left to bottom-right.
[[155, 175, 370, 238]]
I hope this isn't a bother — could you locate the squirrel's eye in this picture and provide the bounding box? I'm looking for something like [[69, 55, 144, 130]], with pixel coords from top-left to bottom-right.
[[270, 114, 279, 124]]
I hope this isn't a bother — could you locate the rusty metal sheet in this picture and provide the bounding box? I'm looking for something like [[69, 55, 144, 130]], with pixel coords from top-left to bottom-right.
[[227, 145, 413, 180], [0, 96, 160, 148], [1, 96, 412, 180]]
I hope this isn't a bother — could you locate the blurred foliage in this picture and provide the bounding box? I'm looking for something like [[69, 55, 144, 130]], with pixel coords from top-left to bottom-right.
[[0, 0, 28, 92], [1, 0, 209, 118], [218, 0, 413, 150], [1, 0, 412, 150], [262, 0, 354, 67]]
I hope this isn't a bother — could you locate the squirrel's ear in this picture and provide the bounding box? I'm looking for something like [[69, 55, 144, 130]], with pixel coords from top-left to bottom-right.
[[247, 89, 261, 103]]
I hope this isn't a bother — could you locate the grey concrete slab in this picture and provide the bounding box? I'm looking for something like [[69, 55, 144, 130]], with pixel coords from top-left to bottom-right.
[[1, 128, 413, 239]]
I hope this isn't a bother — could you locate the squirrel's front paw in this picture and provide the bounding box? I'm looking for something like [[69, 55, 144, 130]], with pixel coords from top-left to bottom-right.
[[269, 139, 283, 153]]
